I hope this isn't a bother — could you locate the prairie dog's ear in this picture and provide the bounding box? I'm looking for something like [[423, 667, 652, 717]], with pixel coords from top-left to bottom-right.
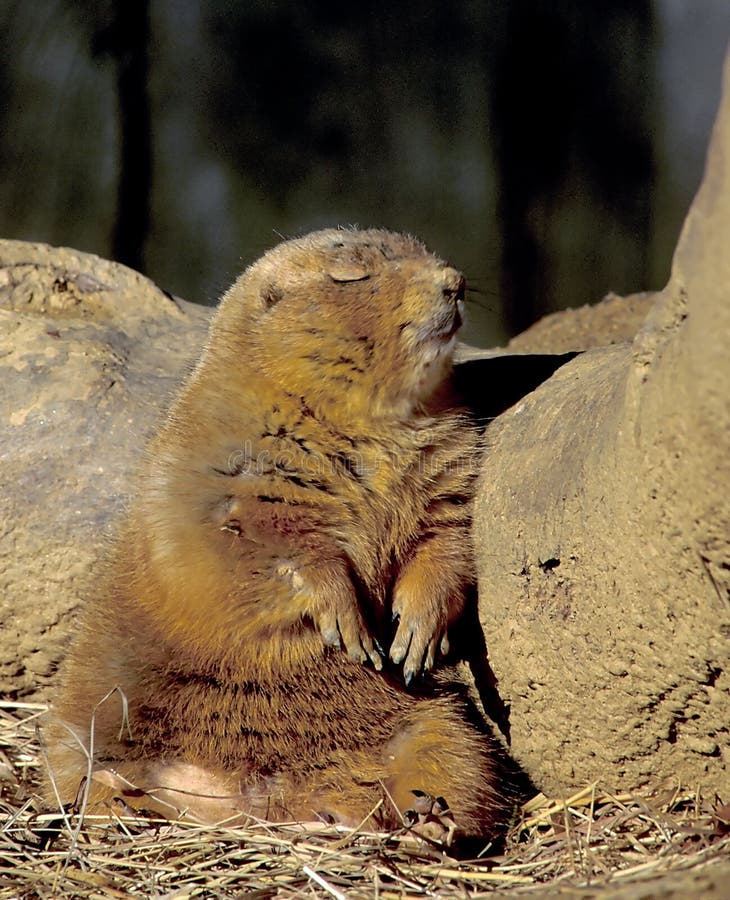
[[326, 248, 371, 283], [260, 282, 283, 310]]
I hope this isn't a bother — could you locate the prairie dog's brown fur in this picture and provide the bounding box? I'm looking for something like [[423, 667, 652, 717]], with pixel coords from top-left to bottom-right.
[[46, 229, 503, 842]]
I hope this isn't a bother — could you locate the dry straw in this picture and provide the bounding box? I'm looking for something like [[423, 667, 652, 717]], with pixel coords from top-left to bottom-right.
[[1, 700, 728, 898]]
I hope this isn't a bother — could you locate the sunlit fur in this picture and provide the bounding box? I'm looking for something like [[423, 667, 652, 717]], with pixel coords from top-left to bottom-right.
[[46, 229, 504, 842]]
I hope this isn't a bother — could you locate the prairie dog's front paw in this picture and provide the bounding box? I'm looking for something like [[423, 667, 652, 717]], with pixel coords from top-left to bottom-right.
[[282, 561, 383, 669], [313, 598, 383, 670], [390, 566, 464, 684], [389, 585, 451, 684], [300, 578, 381, 670]]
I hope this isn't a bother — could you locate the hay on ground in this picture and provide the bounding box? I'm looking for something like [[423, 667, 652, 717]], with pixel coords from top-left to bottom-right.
[[1, 700, 728, 899]]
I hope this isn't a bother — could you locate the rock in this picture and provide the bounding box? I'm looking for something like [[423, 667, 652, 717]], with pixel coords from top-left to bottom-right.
[[505, 290, 656, 354], [473, 54, 730, 796], [0, 242, 209, 696]]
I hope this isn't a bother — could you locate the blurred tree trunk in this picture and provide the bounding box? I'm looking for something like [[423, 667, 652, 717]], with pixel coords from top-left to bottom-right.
[[96, 0, 152, 273]]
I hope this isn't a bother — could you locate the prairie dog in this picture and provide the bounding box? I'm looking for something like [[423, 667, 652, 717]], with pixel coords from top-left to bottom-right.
[[46, 229, 503, 843]]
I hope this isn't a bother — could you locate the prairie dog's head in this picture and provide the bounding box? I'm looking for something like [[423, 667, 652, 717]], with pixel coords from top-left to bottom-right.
[[213, 228, 466, 420]]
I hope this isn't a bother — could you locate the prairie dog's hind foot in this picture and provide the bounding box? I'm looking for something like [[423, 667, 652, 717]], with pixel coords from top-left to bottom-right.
[[402, 790, 458, 846]]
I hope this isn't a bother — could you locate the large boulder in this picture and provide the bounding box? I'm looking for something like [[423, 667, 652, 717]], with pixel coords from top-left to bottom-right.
[[0, 243, 209, 696], [474, 56, 730, 795]]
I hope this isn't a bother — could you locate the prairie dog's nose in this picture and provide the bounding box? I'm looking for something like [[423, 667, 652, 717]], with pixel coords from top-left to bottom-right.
[[441, 269, 466, 304]]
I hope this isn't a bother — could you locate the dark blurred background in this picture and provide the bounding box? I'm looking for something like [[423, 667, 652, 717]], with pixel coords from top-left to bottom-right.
[[1, 1, 728, 344]]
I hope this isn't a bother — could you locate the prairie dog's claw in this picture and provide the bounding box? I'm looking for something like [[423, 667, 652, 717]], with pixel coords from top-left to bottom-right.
[[390, 613, 444, 681], [389, 575, 458, 681], [403, 790, 457, 847], [314, 604, 382, 669]]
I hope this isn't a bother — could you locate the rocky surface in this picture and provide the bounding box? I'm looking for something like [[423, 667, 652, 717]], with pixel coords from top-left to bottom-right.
[[505, 290, 656, 354], [0, 243, 209, 695]]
